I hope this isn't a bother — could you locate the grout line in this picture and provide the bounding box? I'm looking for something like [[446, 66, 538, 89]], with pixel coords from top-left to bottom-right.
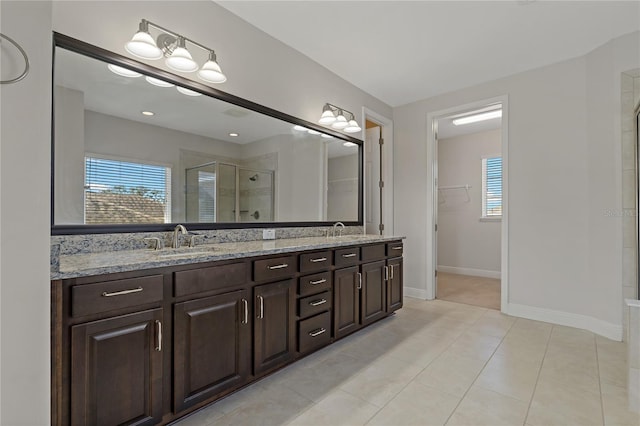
[[522, 323, 554, 425], [594, 336, 606, 426], [442, 315, 518, 425]]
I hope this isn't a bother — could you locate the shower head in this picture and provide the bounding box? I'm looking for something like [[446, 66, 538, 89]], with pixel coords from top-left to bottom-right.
[[249, 174, 259, 182]]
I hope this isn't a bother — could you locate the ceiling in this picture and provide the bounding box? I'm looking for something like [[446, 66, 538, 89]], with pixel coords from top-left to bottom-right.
[[217, 1, 640, 107]]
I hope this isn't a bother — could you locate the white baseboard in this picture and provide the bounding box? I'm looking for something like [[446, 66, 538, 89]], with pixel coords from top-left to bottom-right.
[[506, 302, 623, 341], [437, 265, 501, 279], [404, 286, 430, 300]]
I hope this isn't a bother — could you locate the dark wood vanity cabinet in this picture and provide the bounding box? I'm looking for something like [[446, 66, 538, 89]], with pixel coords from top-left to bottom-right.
[[70, 308, 164, 426], [173, 290, 251, 413], [53, 239, 403, 425]]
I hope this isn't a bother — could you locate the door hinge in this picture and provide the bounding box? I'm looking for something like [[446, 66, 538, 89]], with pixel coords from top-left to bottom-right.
[[379, 223, 384, 232], [379, 138, 384, 145], [435, 224, 438, 232], [379, 180, 384, 188], [435, 270, 438, 277]]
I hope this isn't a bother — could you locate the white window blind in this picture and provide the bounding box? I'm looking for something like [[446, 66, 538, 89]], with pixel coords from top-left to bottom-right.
[[84, 156, 171, 224], [482, 156, 502, 217]]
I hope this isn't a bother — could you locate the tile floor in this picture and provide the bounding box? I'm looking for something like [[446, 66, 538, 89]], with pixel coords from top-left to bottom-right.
[[175, 298, 639, 426], [437, 272, 501, 310]]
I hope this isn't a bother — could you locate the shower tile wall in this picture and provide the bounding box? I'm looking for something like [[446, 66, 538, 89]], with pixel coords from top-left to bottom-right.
[[621, 70, 640, 340]]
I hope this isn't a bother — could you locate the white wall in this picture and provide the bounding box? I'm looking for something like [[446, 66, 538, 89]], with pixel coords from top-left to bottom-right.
[[328, 154, 359, 221], [0, 1, 53, 424], [438, 129, 501, 275], [394, 31, 640, 339], [1, 1, 393, 423]]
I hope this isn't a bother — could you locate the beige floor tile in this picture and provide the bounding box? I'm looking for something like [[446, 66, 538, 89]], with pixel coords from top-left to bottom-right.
[[493, 337, 548, 366], [339, 354, 423, 407], [601, 382, 640, 426], [367, 381, 461, 426], [527, 374, 603, 426], [288, 389, 379, 426], [474, 352, 541, 402], [467, 313, 516, 339], [446, 386, 529, 426], [415, 351, 487, 397], [447, 330, 503, 362], [384, 332, 452, 368]]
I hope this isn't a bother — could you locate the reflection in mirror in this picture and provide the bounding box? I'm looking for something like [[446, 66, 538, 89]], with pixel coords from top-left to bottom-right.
[[53, 42, 361, 228]]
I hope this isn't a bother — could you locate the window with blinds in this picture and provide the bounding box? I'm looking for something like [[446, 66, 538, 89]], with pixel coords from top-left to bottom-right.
[[482, 156, 502, 218], [84, 156, 171, 224]]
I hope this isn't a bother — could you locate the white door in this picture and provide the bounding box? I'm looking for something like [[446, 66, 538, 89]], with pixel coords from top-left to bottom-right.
[[365, 126, 382, 234]]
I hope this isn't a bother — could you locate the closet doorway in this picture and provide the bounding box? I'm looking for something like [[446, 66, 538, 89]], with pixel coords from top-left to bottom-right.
[[426, 97, 508, 311]]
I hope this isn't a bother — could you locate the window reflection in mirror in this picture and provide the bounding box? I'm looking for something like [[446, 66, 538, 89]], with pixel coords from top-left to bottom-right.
[[53, 44, 360, 227]]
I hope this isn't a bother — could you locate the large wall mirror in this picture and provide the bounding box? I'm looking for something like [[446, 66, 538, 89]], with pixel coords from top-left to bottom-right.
[[52, 33, 362, 234]]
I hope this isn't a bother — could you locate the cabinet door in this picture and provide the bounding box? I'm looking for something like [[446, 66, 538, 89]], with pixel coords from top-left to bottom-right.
[[254, 279, 295, 375], [361, 260, 387, 326], [387, 258, 403, 313], [333, 266, 360, 339], [173, 290, 250, 413], [71, 308, 163, 426]]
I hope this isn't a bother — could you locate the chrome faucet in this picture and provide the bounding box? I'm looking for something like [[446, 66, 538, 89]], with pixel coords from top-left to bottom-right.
[[172, 224, 187, 248], [332, 222, 345, 237]]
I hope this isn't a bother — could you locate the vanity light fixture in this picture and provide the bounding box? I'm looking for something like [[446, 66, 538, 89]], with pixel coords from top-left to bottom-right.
[[107, 64, 142, 78], [452, 109, 502, 126], [176, 86, 202, 96], [145, 76, 174, 87], [318, 103, 361, 133], [124, 19, 227, 83]]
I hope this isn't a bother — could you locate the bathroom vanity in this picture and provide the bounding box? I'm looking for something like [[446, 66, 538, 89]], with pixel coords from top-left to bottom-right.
[[51, 236, 404, 425]]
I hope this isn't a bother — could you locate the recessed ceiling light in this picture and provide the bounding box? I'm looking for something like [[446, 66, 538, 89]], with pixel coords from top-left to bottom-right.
[[107, 64, 142, 78], [229, 133, 238, 137], [141, 111, 154, 116], [307, 129, 321, 135], [343, 142, 357, 147], [293, 125, 308, 131]]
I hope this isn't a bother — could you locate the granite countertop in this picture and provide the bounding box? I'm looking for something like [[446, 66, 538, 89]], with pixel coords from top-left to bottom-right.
[[52, 234, 405, 280]]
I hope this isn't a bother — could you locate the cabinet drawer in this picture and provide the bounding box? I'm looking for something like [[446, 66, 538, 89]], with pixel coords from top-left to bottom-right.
[[174, 262, 246, 297], [299, 250, 332, 274], [386, 242, 404, 257], [298, 311, 331, 354], [361, 244, 386, 262], [298, 290, 332, 319], [299, 271, 332, 297], [253, 255, 296, 282], [71, 275, 163, 317], [334, 247, 360, 268]]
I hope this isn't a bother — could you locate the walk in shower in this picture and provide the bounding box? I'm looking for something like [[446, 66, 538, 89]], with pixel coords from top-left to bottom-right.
[[185, 161, 274, 223]]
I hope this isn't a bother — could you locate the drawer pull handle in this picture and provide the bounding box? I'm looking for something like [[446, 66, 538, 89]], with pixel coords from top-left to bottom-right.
[[357, 272, 362, 290], [155, 320, 162, 352], [267, 263, 289, 270], [392, 246, 403, 250], [309, 328, 326, 337], [342, 253, 357, 258], [385, 265, 389, 281], [242, 299, 248, 324], [391, 264, 395, 279], [310, 257, 327, 263], [309, 278, 327, 285], [101, 287, 143, 297], [309, 299, 327, 307]]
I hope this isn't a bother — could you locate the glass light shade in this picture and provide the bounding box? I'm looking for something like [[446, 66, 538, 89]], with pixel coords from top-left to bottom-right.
[[125, 31, 163, 60], [107, 64, 142, 78], [343, 120, 362, 133], [318, 109, 336, 124], [166, 47, 198, 72], [321, 134, 333, 139], [307, 129, 321, 135], [145, 76, 174, 87], [198, 60, 227, 83], [176, 86, 202, 96], [293, 125, 308, 131], [331, 113, 348, 129]]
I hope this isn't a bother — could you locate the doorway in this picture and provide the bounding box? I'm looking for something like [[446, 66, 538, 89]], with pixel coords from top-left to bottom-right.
[[426, 96, 509, 312]]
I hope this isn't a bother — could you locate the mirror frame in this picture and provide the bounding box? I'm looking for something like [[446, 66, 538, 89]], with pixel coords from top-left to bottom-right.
[[51, 32, 363, 235]]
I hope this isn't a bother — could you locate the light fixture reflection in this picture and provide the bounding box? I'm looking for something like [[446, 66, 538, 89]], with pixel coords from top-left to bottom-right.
[[343, 142, 357, 147], [452, 109, 502, 126], [308, 129, 321, 135], [176, 86, 202, 96], [145, 76, 174, 87], [293, 125, 308, 131], [107, 64, 142, 78]]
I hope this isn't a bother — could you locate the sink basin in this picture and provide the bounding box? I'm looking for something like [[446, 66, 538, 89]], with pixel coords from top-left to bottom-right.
[[156, 245, 220, 258]]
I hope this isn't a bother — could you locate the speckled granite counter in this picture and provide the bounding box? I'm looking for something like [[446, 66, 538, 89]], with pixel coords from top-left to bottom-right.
[[52, 235, 405, 280]]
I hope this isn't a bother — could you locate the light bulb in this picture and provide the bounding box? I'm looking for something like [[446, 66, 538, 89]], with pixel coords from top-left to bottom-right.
[[198, 51, 227, 83], [165, 37, 198, 72], [125, 21, 162, 60], [176, 86, 202, 96], [107, 64, 141, 78], [331, 112, 348, 129], [145, 76, 174, 87], [344, 119, 362, 133]]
